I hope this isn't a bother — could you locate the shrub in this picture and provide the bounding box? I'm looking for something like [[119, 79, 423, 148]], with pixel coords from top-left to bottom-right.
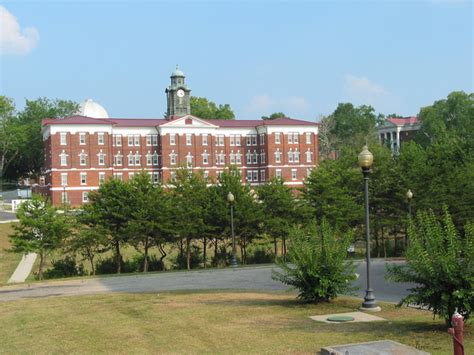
[[43, 256, 86, 279], [211, 244, 232, 268], [272, 220, 357, 303], [172, 245, 202, 269], [130, 254, 165, 272], [96, 256, 136, 275], [247, 246, 274, 264], [387, 208, 474, 324]]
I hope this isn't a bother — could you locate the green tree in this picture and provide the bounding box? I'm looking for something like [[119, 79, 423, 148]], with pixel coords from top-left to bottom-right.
[[261, 112, 286, 120], [169, 169, 211, 270], [318, 115, 337, 160], [387, 208, 474, 324], [68, 225, 108, 276], [272, 220, 357, 303], [126, 172, 174, 272], [0, 96, 27, 185], [258, 178, 297, 260], [82, 178, 132, 273], [9, 98, 78, 179], [9, 195, 71, 280], [190, 96, 235, 120]]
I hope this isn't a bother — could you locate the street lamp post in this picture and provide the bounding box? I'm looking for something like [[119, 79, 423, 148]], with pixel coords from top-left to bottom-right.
[[227, 192, 238, 268], [358, 145, 380, 312]]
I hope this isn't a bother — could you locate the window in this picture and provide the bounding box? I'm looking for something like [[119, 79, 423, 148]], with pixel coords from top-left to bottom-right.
[[134, 153, 140, 166], [217, 171, 224, 180], [246, 151, 252, 165], [113, 172, 123, 181], [202, 134, 208, 145], [235, 135, 241, 146], [60, 133, 67, 145], [128, 135, 134, 146], [294, 149, 300, 163], [260, 170, 266, 181], [252, 150, 258, 164], [146, 153, 152, 166], [114, 135, 122, 147], [128, 172, 135, 180], [217, 135, 224, 146], [151, 172, 160, 184], [170, 151, 177, 165], [114, 153, 123, 166], [306, 168, 312, 177], [82, 192, 89, 203], [98, 152, 106, 166], [99, 172, 106, 184], [170, 134, 176, 145], [80, 173, 87, 185], [61, 192, 69, 204], [147, 134, 158, 146], [61, 173, 68, 186], [152, 152, 159, 165], [275, 133, 281, 144], [230, 152, 236, 164], [275, 150, 281, 164], [79, 133, 86, 145], [202, 151, 209, 165], [236, 151, 242, 164], [186, 134, 192, 146], [306, 133, 311, 144], [186, 153, 193, 168], [128, 153, 134, 166], [293, 133, 299, 144], [259, 134, 265, 145], [292, 169, 297, 180], [230, 135, 235, 146], [288, 133, 293, 144], [134, 135, 140, 146], [251, 135, 257, 146], [247, 170, 252, 182], [203, 171, 209, 180], [260, 150, 266, 164], [98, 133, 105, 145], [79, 151, 87, 166], [252, 170, 258, 182], [306, 149, 313, 163], [170, 171, 177, 181], [216, 152, 225, 165], [275, 169, 282, 179], [60, 151, 68, 166], [288, 149, 294, 163]]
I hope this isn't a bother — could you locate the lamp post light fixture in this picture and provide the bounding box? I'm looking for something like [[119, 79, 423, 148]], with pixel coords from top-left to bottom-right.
[[227, 191, 238, 268], [358, 145, 381, 312], [406, 189, 413, 216]]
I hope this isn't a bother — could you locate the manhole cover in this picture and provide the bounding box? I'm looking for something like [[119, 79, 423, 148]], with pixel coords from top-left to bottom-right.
[[326, 315, 355, 322]]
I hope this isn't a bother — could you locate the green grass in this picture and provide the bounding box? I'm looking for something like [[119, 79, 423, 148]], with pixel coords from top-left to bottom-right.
[[0, 291, 471, 354], [0, 223, 22, 285]]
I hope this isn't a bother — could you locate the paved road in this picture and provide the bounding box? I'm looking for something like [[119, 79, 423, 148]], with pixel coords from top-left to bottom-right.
[[0, 211, 17, 222], [0, 259, 413, 302]]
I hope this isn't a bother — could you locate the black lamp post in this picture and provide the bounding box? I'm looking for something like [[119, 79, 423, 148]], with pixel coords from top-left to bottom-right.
[[405, 189, 413, 248], [358, 145, 380, 312], [227, 192, 238, 268]]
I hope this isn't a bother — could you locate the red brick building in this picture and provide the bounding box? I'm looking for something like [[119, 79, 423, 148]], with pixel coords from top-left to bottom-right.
[[40, 68, 319, 206], [378, 116, 420, 154]]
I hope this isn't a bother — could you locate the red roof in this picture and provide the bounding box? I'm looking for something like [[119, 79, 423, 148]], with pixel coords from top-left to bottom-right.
[[42, 115, 318, 128], [387, 116, 419, 126]]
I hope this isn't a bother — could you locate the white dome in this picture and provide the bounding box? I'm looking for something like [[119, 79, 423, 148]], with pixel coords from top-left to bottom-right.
[[77, 99, 109, 119]]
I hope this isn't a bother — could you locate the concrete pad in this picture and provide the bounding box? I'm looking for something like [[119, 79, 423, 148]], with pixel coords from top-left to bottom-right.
[[321, 340, 430, 355], [310, 311, 386, 323], [8, 252, 37, 283]]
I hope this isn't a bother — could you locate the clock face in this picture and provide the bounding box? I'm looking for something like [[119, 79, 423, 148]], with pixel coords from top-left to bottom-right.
[[177, 89, 185, 98]]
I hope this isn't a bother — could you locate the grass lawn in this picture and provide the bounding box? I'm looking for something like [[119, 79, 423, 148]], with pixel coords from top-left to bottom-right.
[[0, 223, 22, 285], [0, 291, 471, 354]]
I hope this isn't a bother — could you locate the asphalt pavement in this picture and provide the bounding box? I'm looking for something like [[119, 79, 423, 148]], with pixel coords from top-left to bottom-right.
[[0, 259, 413, 303]]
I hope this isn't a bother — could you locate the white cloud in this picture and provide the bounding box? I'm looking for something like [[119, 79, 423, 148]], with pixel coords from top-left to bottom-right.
[[343, 74, 389, 106], [0, 6, 39, 55], [244, 94, 311, 118]]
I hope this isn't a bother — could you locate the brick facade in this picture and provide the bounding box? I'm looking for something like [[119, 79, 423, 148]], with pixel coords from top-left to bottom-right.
[[40, 115, 319, 206]]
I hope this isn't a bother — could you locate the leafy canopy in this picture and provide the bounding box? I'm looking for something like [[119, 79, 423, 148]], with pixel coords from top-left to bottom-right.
[[190, 96, 235, 120]]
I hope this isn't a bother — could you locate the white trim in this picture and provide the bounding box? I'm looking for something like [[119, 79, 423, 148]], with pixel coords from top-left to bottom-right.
[[51, 186, 100, 191]]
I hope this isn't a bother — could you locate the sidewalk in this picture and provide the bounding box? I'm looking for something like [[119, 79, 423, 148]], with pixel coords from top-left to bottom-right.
[[8, 253, 37, 284]]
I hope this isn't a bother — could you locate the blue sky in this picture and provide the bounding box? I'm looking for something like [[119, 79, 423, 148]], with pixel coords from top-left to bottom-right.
[[1, 0, 472, 120]]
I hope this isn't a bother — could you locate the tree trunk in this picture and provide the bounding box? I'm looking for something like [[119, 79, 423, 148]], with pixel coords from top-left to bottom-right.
[[382, 228, 387, 258], [282, 236, 287, 261], [158, 243, 167, 271], [203, 236, 207, 268], [274, 236, 278, 260], [115, 241, 122, 274], [377, 226, 382, 258], [143, 238, 149, 273], [179, 238, 184, 260], [186, 237, 191, 270], [240, 238, 244, 264], [214, 238, 218, 267], [89, 254, 95, 276], [38, 251, 45, 280], [242, 237, 247, 265]]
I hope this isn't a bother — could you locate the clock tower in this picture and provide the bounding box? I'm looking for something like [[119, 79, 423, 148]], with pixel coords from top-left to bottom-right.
[[165, 65, 191, 117]]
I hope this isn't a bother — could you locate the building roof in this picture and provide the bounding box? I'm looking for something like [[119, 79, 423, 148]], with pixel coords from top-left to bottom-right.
[[42, 116, 318, 128], [386, 116, 419, 126], [77, 99, 109, 119]]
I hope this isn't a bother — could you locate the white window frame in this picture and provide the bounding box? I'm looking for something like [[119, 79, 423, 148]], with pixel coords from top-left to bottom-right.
[[152, 152, 159, 165], [82, 192, 89, 203], [79, 133, 86, 145], [260, 170, 265, 182], [134, 135, 140, 147], [236, 152, 242, 164], [275, 169, 282, 179], [202, 151, 209, 165], [134, 153, 140, 166], [114, 135, 122, 147], [99, 172, 106, 184], [170, 134, 176, 145], [251, 135, 257, 146], [259, 134, 265, 145], [128, 135, 134, 147], [275, 150, 281, 164], [293, 133, 299, 144], [60, 152, 68, 166], [306, 132, 311, 144], [98, 133, 105, 145], [246, 151, 252, 165], [294, 149, 300, 163], [80, 173, 87, 185], [113, 172, 123, 181], [79, 152, 87, 166], [291, 169, 297, 180], [252, 170, 258, 182], [186, 153, 193, 168], [288, 149, 294, 163], [114, 154, 123, 166], [247, 170, 253, 182], [170, 151, 177, 165], [128, 154, 134, 166], [306, 149, 313, 163], [252, 151, 258, 164], [217, 135, 224, 146], [98, 152, 106, 166], [61, 173, 68, 186], [60, 133, 67, 145], [230, 135, 235, 146], [202, 134, 208, 146], [235, 135, 241, 146], [146, 153, 152, 166], [275, 132, 281, 144], [288, 133, 293, 144], [186, 134, 192, 146]]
